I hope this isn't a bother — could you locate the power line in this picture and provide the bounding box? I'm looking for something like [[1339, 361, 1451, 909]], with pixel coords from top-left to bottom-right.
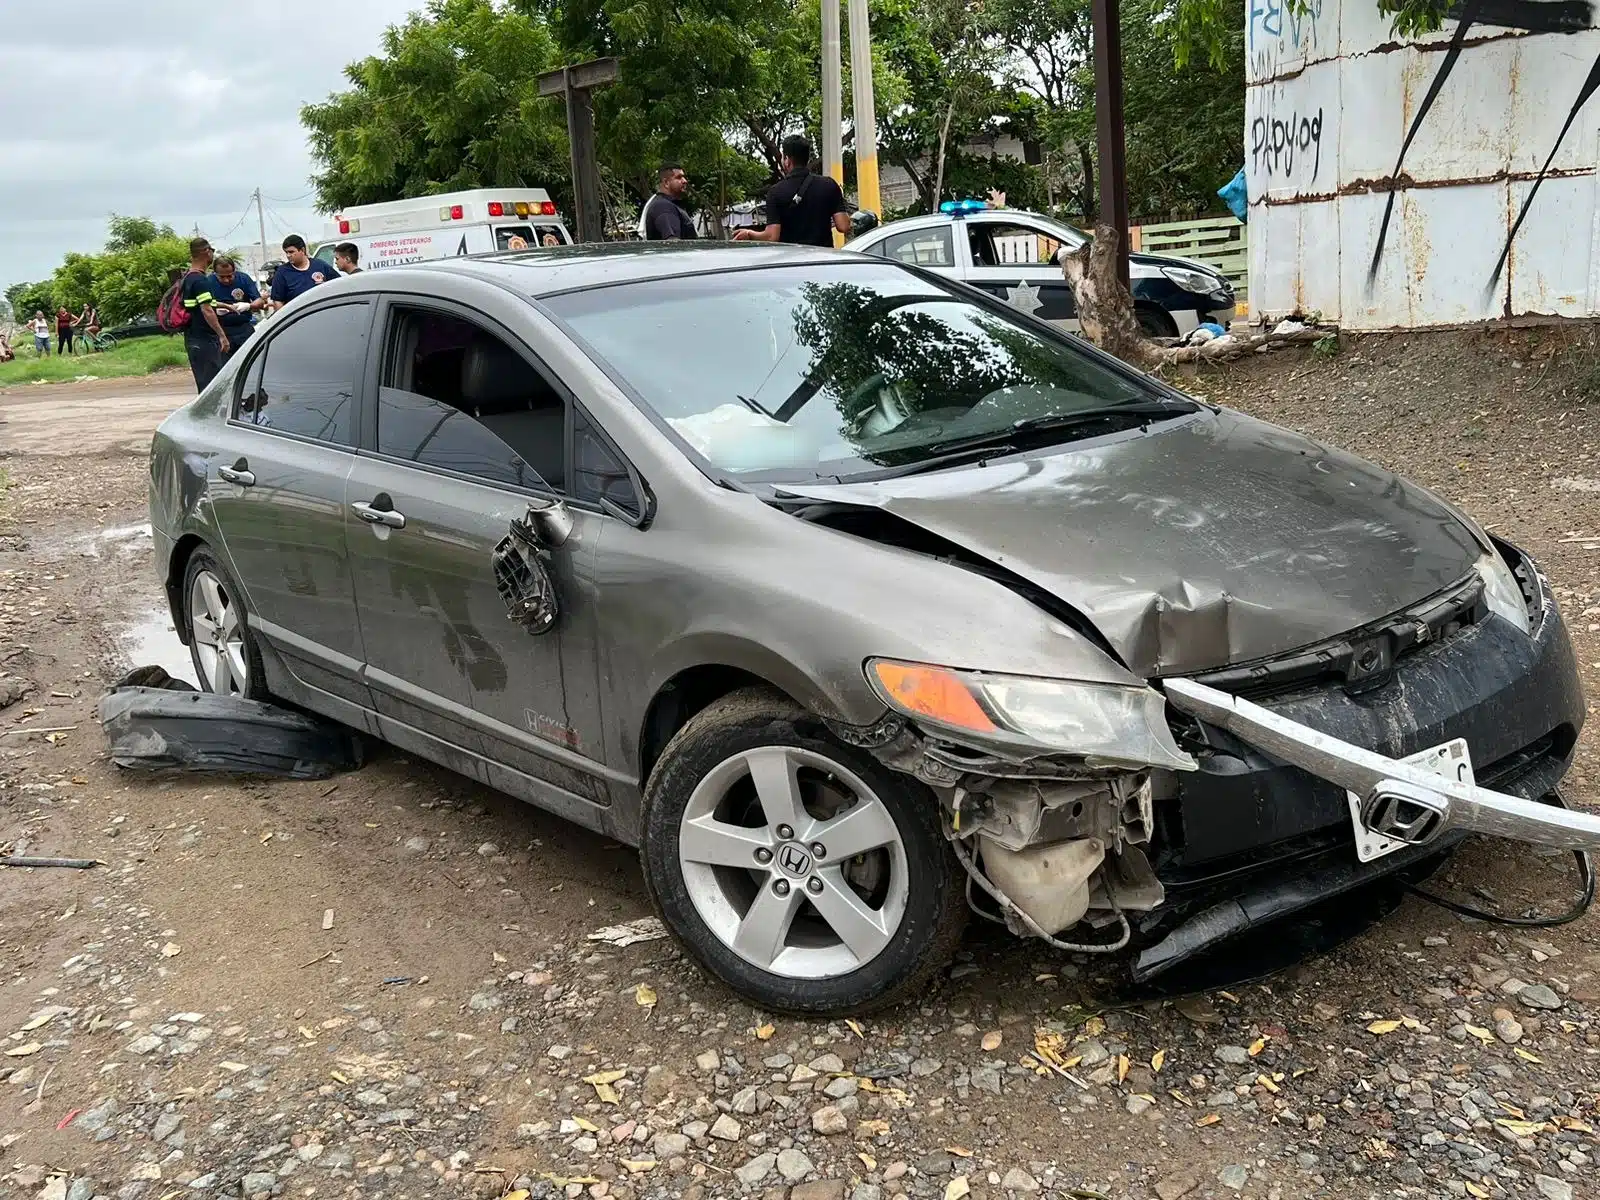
[[264, 190, 313, 204], [211, 196, 258, 246]]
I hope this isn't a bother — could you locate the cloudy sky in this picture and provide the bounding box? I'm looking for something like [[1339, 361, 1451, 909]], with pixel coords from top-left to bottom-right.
[[0, 1, 416, 290]]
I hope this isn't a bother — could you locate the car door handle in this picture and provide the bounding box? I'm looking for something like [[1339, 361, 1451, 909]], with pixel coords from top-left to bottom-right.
[[217, 464, 255, 486], [352, 501, 406, 530]]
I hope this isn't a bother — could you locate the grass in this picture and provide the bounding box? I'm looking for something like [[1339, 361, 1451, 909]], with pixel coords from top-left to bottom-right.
[[0, 334, 188, 387]]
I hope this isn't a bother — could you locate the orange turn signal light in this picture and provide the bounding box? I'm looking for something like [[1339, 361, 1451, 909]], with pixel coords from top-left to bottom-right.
[[871, 661, 997, 733]]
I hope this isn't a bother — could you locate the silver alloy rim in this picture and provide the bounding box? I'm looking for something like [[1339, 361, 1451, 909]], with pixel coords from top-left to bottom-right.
[[677, 746, 909, 979], [189, 569, 249, 696]]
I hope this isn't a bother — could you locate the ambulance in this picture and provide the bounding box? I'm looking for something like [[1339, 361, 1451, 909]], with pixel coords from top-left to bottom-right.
[[313, 188, 574, 269]]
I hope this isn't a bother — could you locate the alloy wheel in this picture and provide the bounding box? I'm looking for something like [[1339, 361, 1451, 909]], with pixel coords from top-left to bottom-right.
[[677, 745, 909, 979], [189, 569, 250, 696]]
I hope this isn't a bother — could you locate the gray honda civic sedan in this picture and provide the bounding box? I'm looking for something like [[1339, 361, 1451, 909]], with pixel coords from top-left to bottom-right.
[[148, 243, 1587, 1013]]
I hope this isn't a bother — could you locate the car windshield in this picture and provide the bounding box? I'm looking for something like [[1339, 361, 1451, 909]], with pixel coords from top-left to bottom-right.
[[545, 262, 1179, 481]]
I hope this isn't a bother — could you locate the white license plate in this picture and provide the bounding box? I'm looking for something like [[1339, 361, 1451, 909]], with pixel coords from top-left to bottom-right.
[[1347, 738, 1474, 863]]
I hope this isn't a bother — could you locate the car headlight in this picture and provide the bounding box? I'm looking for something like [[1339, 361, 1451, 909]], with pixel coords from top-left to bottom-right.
[[1161, 266, 1224, 295], [868, 660, 1196, 772], [1475, 551, 1532, 636]]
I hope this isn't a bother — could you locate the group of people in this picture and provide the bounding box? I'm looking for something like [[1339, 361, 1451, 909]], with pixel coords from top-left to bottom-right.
[[179, 233, 363, 390], [9, 302, 101, 359], [639, 134, 851, 248]]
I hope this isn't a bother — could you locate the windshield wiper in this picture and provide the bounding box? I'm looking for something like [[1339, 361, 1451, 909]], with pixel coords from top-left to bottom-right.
[[927, 400, 1191, 456]]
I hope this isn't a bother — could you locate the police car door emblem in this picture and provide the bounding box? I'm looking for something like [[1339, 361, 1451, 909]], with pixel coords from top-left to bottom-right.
[[1004, 281, 1043, 316]]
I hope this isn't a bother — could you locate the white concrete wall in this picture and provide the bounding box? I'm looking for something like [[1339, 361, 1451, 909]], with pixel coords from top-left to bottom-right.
[[1246, 0, 1600, 328]]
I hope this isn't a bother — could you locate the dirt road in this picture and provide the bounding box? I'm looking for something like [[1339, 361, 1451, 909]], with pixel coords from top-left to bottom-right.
[[0, 339, 1596, 1200]]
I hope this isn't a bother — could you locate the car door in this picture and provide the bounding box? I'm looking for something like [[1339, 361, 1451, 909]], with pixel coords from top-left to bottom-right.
[[206, 300, 375, 718], [960, 214, 1083, 330], [345, 291, 634, 831], [868, 225, 959, 280]]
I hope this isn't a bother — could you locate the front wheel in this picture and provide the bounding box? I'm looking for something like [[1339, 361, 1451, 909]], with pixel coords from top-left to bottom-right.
[[640, 689, 966, 1014], [1136, 305, 1179, 339]]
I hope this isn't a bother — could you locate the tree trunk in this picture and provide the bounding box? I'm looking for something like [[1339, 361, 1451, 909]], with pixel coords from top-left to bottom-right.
[[933, 99, 957, 209], [1058, 224, 1327, 368]]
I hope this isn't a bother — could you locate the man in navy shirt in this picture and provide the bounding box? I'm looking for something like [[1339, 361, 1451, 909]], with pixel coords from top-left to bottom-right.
[[210, 256, 264, 359], [269, 234, 336, 310], [179, 237, 229, 391]]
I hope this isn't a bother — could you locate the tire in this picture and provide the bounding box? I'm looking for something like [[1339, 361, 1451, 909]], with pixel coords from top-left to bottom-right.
[[181, 546, 268, 700], [640, 688, 966, 1015], [1136, 306, 1179, 339]]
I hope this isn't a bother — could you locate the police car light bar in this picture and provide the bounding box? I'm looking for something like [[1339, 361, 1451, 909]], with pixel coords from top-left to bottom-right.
[[939, 199, 989, 216]]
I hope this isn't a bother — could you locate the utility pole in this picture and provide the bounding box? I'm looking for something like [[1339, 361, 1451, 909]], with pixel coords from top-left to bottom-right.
[[1091, 0, 1130, 287], [822, 0, 844, 245], [846, 0, 880, 218], [255, 188, 268, 271], [538, 58, 620, 243]]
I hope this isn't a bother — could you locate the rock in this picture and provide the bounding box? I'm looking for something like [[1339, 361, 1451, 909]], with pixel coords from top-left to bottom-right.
[[1217, 1165, 1249, 1191], [919, 1152, 954, 1175], [548, 1045, 573, 1060], [1214, 1046, 1250, 1065], [127, 1035, 163, 1056], [1124, 1095, 1153, 1116], [1311, 1002, 1340, 1021], [851, 1187, 883, 1200], [1154, 1176, 1199, 1200], [970, 1066, 1002, 1095], [808, 1053, 845, 1073], [35, 1178, 67, 1200], [1535, 1175, 1574, 1200], [152, 1113, 183, 1143], [240, 1173, 276, 1196], [883, 1163, 908, 1182], [823, 1075, 858, 1099], [731, 1086, 760, 1114], [682, 1120, 710, 1140], [467, 992, 502, 1011], [652, 1133, 690, 1158], [402, 836, 430, 855], [1423, 935, 1449, 947], [477, 842, 501, 856], [777, 1148, 815, 1183], [1493, 1012, 1524, 1044], [735, 1155, 776, 1186], [1000, 1168, 1039, 1193], [709, 1114, 741, 1141], [66, 1181, 95, 1200], [1519, 984, 1563, 1011], [909, 1057, 942, 1077], [1075, 1040, 1109, 1067], [695, 1050, 720, 1072], [811, 1105, 848, 1135], [792, 1183, 845, 1200], [75, 1099, 118, 1133]]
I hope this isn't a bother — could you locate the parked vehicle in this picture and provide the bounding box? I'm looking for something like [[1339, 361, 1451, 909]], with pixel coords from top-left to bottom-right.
[[101, 313, 165, 343], [312, 188, 574, 270], [850, 201, 1237, 339], [148, 243, 1589, 1013]]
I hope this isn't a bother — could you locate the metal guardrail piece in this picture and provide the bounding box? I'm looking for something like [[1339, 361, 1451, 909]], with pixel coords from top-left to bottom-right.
[[1164, 678, 1600, 853]]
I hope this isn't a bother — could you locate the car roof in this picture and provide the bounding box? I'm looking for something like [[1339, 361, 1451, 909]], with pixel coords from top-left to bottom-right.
[[404, 241, 853, 297]]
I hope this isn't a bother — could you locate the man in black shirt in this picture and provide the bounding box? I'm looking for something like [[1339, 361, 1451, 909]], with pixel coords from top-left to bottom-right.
[[639, 163, 697, 240], [734, 135, 850, 248], [179, 237, 229, 391]]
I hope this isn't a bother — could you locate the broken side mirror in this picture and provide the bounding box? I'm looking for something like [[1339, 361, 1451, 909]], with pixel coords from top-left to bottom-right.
[[849, 209, 880, 238], [491, 499, 569, 635]]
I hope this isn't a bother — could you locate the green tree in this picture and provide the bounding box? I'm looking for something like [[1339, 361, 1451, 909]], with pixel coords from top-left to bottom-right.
[[6, 281, 56, 322], [301, 0, 572, 212], [105, 215, 178, 253], [1175, 0, 1445, 67]]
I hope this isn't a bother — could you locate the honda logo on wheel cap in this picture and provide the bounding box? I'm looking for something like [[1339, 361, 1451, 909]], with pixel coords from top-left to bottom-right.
[[778, 844, 812, 876]]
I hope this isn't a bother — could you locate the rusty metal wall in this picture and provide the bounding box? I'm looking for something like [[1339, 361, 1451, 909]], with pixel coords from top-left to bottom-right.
[[1245, 0, 1600, 328]]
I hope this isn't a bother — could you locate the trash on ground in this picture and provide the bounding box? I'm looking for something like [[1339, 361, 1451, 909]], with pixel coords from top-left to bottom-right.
[[586, 917, 668, 946], [99, 673, 364, 779], [0, 856, 102, 870]]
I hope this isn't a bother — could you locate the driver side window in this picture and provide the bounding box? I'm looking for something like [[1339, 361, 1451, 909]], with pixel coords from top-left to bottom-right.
[[969, 222, 1066, 268]]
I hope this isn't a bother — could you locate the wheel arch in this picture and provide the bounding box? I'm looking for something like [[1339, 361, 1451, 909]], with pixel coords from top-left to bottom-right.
[[165, 533, 209, 645]]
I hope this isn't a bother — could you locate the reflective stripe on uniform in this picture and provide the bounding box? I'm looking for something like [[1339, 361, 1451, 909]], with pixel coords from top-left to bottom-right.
[[182, 291, 215, 308]]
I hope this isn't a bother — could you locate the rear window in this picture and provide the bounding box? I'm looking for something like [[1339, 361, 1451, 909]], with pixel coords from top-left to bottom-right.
[[545, 261, 1159, 482]]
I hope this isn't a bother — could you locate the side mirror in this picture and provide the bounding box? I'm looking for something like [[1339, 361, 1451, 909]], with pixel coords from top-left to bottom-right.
[[527, 496, 574, 547], [491, 499, 571, 635], [849, 210, 880, 238]]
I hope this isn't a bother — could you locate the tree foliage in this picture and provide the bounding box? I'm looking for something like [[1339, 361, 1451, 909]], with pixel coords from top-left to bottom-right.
[[105, 215, 177, 253], [302, 0, 572, 212], [1174, 0, 1446, 67], [5, 281, 56, 323]]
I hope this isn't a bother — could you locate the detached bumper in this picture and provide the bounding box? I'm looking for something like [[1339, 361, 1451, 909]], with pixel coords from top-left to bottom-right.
[[1132, 579, 1587, 979]]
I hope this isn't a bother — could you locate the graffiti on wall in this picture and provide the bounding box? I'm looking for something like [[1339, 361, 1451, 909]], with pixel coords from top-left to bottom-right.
[[1367, 0, 1599, 300], [1250, 107, 1325, 182]]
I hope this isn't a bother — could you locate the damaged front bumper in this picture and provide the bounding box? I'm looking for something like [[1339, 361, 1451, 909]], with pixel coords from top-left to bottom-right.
[[1165, 677, 1600, 853]]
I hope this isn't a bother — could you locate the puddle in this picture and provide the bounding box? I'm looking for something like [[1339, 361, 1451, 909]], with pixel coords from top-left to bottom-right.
[[114, 605, 198, 687], [38, 523, 153, 562]]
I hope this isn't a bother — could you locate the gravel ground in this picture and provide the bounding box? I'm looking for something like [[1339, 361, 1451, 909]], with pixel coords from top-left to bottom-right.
[[0, 332, 1597, 1200]]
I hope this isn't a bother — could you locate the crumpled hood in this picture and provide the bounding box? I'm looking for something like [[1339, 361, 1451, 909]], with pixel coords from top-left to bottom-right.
[[785, 409, 1485, 677]]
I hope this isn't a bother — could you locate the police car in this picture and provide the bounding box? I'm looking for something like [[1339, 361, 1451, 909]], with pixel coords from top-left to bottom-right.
[[850, 200, 1236, 338]]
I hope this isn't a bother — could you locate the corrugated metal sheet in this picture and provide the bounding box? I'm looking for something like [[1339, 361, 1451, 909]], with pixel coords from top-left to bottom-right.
[[1245, 0, 1600, 328]]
